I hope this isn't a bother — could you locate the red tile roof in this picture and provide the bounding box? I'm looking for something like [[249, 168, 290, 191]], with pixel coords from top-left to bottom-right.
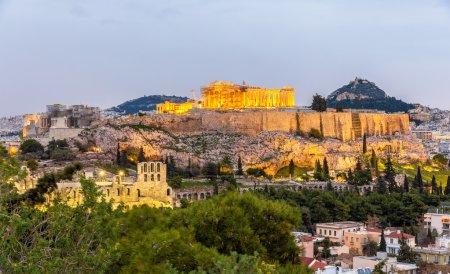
[[301, 257, 327, 271], [386, 232, 415, 239], [366, 228, 382, 233]]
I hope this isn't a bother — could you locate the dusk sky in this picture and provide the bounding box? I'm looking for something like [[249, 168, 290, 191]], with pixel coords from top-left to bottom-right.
[[1, 0, 450, 116]]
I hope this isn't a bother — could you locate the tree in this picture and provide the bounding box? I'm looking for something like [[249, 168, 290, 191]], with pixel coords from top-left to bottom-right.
[[397, 237, 418, 264], [404, 176, 410, 192], [314, 159, 323, 181], [138, 147, 146, 162], [323, 157, 330, 180], [433, 154, 448, 166], [289, 159, 295, 178], [363, 241, 379, 256], [371, 149, 377, 168], [379, 230, 386, 252], [384, 156, 396, 192], [120, 149, 128, 167], [202, 162, 218, 179], [322, 237, 331, 258], [413, 166, 423, 191], [311, 93, 327, 112], [237, 156, 244, 176], [431, 175, 438, 194], [169, 176, 183, 189], [373, 259, 387, 274], [376, 177, 387, 194], [116, 143, 121, 165], [348, 169, 354, 184], [363, 134, 367, 154], [20, 139, 44, 154], [445, 176, 450, 195]]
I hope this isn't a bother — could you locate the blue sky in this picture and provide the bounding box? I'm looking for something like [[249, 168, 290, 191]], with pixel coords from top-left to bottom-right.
[[1, 0, 450, 116]]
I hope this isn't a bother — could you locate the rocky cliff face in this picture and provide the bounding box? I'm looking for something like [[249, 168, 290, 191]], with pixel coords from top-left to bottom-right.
[[78, 122, 425, 176]]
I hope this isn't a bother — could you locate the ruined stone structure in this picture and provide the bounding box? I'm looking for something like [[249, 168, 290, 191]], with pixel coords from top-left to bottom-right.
[[110, 111, 409, 141], [201, 81, 295, 109], [16, 162, 173, 209], [23, 104, 101, 139], [156, 101, 195, 114]]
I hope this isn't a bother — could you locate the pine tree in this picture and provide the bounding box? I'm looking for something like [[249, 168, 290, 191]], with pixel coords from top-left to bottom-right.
[[363, 134, 367, 154], [237, 156, 244, 176], [384, 156, 396, 192], [138, 147, 146, 163], [379, 230, 386, 252], [314, 159, 323, 181], [397, 237, 417, 263], [416, 166, 423, 191], [116, 143, 121, 165], [371, 149, 377, 168], [311, 93, 327, 112], [431, 175, 438, 194], [289, 159, 295, 178], [445, 176, 450, 195], [323, 157, 330, 180], [348, 169, 354, 185], [377, 177, 387, 194], [403, 175, 410, 192]]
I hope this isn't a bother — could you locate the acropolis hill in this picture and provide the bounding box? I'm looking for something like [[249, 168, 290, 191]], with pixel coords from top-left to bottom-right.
[[105, 110, 409, 141]]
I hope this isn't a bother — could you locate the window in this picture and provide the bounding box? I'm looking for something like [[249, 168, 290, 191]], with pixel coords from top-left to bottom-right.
[[320, 229, 322, 234], [167, 188, 171, 196], [151, 174, 154, 181], [157, 174, 160, 181], [144, 163, 147, 172], [127, 188, 130, 195], [157, 163, 160, 172], [390, 239, 394, 244], [356, 238, 359, 242], [351, 237, 354, 243], [334, 231, 336, 236], [137, 189, 141, 197], [107, 189, 110, 197], [151, 163, 154, 172], [144, 174, 147, 182], [117, 189, 120, 196], [324, 230, 327, 235]]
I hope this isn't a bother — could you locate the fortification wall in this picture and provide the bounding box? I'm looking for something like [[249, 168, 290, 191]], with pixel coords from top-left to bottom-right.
[[112, 111, 409, 141]]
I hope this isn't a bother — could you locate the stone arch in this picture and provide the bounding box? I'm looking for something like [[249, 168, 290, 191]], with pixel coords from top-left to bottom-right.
[[157, 163, 161, 172], [127, 188, 131, 195], [188, 194, 192, 200], [151, 163, 155, 172], [194, 193, 199, 200], [137, 189, 141, 197], [144, 163, 148, 172], [200, 193, 205, 199], [167, 188, 171, 196]]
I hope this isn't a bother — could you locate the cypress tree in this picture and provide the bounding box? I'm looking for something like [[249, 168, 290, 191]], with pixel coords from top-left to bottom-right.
[[237, 156, 244, 176], [362, 134, 367, 154], [404, 175, 410, 192], [379, 230, 387, 252], [120, 149, 128, 167], [348, 169, 354, 185], [384, 156, 396, 192], [138, 147, 146, 163], [323, 157, 330, 180], [376, 177, 387, 194], [431, 175, 438, 194], [314, 159, 323, 180], [289, 159, 295, 178], [416, 166, 424, 191], [371, 149, 377, 168], [445, 176, 450, 195], [116, 143, 121, 165]]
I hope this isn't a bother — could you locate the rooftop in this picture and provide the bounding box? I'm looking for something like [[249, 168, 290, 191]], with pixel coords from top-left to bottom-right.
[[316, 221, 364, 229]]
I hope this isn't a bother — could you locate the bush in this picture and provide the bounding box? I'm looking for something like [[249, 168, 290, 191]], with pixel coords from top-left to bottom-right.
[[246, 168, 267, 177], [20, 139, 44, 154], [309, 128, 323, 140], [49, 149, 75, 161]]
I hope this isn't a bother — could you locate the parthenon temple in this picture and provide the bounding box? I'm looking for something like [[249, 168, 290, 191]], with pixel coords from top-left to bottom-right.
[[201, 81, 295, 109]]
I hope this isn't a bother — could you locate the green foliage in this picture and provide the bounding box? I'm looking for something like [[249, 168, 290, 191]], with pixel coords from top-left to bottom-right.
[[445, 176, 450, 195], [363, 241, 379, 256], [246, 167, 267, 178], [26, 159, 39, 171], [169, 176, 183, 188], [379, 230, 386, 252], [289, 159, 295, 178], [138, 147, 146, 162], [308, 128, 323, 140], [384, 156, 396, 192], [362, 134, 367, 154], [203, 162, 219, 179], [237, 156, 244, 176], [0, 178, 121, 273], [397, 237, 418, 264], [433, 154, 448, 166], [311, 93, 327, 112], [19, 139, 44, 157], [373, 259, 387, 274]]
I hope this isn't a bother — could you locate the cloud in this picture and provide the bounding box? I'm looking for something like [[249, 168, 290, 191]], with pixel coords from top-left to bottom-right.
[[70, 5, 91, 18]]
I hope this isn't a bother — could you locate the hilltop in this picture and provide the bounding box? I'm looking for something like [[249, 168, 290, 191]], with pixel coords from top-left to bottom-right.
[[326, 78, 413, 113], [106, 95, 190, 115]]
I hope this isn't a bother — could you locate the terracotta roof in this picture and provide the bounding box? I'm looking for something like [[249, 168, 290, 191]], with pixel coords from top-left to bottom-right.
[[301, 257, 327, 271], [366, 228, 382, 233], [386, 232, 415, 239], [302, 257, 315, 266]]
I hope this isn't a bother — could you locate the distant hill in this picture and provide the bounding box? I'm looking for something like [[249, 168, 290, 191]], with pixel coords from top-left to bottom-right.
[[106, 95, 190, 115], [326, 78, 413, 113]]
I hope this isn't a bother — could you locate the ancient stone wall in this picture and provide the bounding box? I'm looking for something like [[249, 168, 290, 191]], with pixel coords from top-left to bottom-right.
[[109, 111, 409, 141]]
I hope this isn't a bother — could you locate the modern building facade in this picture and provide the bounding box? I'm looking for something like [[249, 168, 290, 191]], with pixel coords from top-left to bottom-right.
[[316, 221, 365, 243]]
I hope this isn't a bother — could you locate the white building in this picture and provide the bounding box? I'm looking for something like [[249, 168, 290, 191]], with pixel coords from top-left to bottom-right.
[[385, 231, 416, 255], [315, 221, 365, 243], [424, 212, 450, 236]]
